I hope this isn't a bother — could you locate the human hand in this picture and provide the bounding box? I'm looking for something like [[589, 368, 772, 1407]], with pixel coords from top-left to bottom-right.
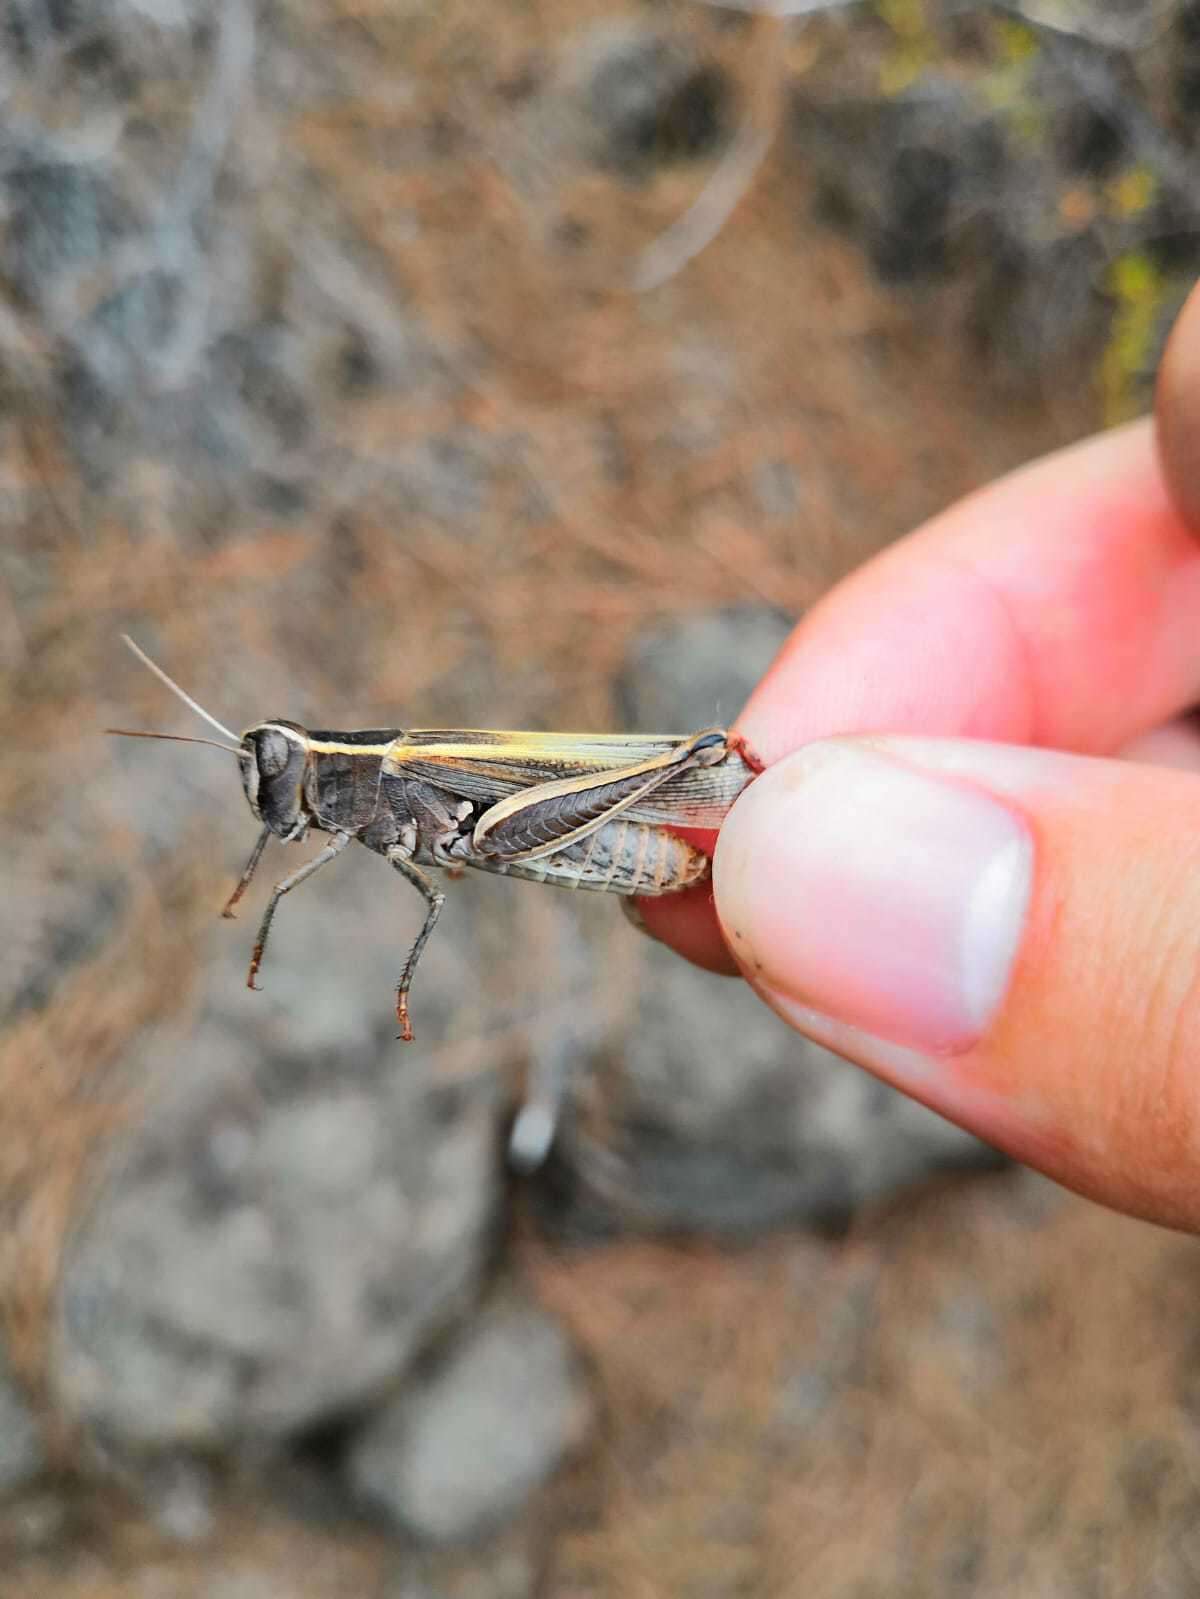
[[642, 282, 1200, 1232]]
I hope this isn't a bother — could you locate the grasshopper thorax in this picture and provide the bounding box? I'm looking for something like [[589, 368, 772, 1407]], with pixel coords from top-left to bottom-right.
[[240, 720, 311, 836]]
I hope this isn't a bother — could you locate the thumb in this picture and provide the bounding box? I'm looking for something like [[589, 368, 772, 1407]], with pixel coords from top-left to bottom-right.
[[714, 737, 1200, 1231]]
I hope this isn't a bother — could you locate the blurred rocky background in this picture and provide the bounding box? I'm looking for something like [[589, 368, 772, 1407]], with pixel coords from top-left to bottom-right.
[[3, 1, 1200, 1594]]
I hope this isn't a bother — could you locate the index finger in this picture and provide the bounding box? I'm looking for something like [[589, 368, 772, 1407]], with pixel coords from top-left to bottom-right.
[[742, 417, 1200, 762], [642, 415, 1200, 970]]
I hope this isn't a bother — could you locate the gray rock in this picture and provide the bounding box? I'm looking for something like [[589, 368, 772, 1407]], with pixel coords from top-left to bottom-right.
[[572, 24, 732, 176], [349, 1296, 590, 1545], [616, 606, 794, 732], [0, 1358, 45, 1498], [388, 429, 496, 535], [5, 158, 127, 300], [0, 1490, 68, 1557], [388, 1533, 538, 1599], [53, 1024, 502, 1449], [540, 939, 1002, 1238], [139, 1455, 217, 1543]]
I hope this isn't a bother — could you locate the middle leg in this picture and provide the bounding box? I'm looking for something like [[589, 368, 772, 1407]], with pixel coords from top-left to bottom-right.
[[387, 849, 446, 1042]]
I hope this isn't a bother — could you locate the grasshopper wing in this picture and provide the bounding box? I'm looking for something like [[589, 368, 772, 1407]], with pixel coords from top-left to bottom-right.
[[386, 730, 751, 830]]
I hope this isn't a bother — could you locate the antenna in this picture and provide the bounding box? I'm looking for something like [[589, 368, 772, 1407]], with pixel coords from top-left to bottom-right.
[[121, 634, 241, 744], [106, 728, 250, 759]]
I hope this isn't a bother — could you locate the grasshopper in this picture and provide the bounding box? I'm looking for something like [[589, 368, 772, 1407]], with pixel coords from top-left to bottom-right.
[[110, 637, 759, 1038]]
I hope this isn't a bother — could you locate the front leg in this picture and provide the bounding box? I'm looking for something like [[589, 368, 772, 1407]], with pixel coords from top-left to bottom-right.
[[222, 824, 271, 919], [387, 848, 446, 1042]]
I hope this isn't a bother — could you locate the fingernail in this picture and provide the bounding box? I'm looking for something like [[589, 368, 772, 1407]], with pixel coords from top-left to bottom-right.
[[714, 741, 1034, 1053]]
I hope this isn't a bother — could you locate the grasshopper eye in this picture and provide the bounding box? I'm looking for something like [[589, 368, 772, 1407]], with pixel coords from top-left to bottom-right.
[[257, 729, 293, 778]]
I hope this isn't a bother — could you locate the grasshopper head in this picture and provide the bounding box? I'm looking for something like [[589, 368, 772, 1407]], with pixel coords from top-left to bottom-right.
[[240, 721, 311, 836]]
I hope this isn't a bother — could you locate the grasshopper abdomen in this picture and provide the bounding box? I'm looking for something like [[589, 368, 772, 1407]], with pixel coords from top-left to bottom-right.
[[471, 815, 710, 896]]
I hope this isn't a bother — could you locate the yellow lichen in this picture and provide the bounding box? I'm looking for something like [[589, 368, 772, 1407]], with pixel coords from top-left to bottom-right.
[[876, 0, 926, 36], [994, 16, 1038, 64], [1107, 165, 1157, 219], [1100, 253, 1167, 424], [876, 0, 935, 96], [979, 32, 1038, 135]]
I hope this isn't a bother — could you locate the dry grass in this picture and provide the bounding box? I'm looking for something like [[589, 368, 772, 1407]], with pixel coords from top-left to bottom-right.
[[533, 1176, 1200, 1598], [2, 1492, 397, 1599]]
